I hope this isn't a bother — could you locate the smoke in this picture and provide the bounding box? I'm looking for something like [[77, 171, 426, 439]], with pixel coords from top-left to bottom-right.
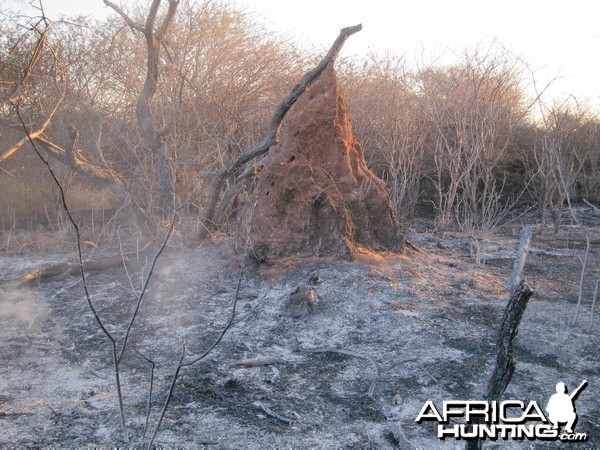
[[0, 285, 48, 330]]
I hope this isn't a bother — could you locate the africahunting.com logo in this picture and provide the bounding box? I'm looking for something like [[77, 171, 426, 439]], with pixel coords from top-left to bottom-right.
[[416, 380, 589, 442]]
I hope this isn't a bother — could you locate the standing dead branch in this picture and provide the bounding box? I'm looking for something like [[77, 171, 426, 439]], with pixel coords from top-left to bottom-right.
[[466, 280, 534, 450], [146, 344, 186, 450], [510, 225, 532, 289], [572, 235, 591, 326], [488, 280, 535, 400], [590, 279, 599, 332], [199, 24, 362, 237]]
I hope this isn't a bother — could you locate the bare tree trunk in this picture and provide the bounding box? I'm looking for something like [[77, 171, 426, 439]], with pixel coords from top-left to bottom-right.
[[198, 24, 362, 238], [105, 0, 179, 219]]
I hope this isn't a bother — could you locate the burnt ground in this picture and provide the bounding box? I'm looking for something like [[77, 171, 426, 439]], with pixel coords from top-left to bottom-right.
[[0, 210, 599, 449]]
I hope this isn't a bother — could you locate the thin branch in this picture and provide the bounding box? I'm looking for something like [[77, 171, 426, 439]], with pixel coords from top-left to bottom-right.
[[103, 0, 145, 33], [11, 102, 130, 444], [228, 356, 292, 368], [253, 402, 295, 425], [510, 225, 532, 289], [182, 255, 243, 367], [117, 204, 182, 364], [584, 199, 600, 215], [1, 80, 65, 163], [4, 20, 52, 104], [0, 165, 16, 179], [146, 344, 186, 450], [117, 226, 141, 298], [132, 345, 156, 441]]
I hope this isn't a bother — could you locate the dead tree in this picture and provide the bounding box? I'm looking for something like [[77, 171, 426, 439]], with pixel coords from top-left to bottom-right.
[[487, 280, 535, 400], [466, 280, 534, 450], [104, 0, 180, 219], [198, 24, 363, 238]]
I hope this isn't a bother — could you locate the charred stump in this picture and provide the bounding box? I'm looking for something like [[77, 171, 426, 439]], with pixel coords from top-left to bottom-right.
[[465, 280, 535, 450]]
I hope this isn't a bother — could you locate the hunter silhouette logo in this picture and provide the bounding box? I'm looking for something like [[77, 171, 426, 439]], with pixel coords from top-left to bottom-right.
[[546, 380, 587, 434], [415, 380, 589, 442]]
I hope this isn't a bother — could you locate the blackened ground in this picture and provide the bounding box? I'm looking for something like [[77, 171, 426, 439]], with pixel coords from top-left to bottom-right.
[[0, 209, 598, 449]]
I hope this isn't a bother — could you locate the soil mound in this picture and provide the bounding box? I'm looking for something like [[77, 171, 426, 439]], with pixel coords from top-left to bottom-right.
[[240, 63, 404, 260]]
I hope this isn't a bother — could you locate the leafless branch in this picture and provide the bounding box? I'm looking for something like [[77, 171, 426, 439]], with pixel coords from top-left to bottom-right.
[[253, 402, 295, 425], [228, 356, 290, 368], [584, 199, 600, 215], [146, 343, 186, 450], [1, 29, 66, 163], [102, 0, 145, 33], [132, 345, 156, 441], [11, 102, 130, 444], [117, 204, 182, 364]]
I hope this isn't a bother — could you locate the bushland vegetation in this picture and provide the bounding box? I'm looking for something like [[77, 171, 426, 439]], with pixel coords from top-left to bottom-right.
[[1, 0, 599, 243], [1, 3, 599, 447]]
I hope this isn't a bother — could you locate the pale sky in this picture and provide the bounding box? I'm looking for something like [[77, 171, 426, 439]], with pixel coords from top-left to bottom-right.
[[235, 0, 600, 110], [4, 0, 600, 111]]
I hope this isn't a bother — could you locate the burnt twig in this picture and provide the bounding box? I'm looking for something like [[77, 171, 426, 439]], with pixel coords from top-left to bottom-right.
[[146, 344, 186, 450], [132, 345, 156, 441], [253, 401, 295, 425], [228, 356, 291, 368]]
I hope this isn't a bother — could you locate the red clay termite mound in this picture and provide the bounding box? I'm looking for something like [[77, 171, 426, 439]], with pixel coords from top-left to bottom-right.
[[240, 63, 404, 260]]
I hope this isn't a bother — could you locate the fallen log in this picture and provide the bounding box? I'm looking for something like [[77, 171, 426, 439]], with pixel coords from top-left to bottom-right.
[[228, 356, 291, 368], [19, 255, 128, 285]]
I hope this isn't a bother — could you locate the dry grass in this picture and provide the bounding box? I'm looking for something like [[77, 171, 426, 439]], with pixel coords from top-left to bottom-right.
[[1, 176, 120, 252]]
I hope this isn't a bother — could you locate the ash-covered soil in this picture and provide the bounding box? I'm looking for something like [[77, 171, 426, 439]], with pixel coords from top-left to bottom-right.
[[0, 217, 599, 449]]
